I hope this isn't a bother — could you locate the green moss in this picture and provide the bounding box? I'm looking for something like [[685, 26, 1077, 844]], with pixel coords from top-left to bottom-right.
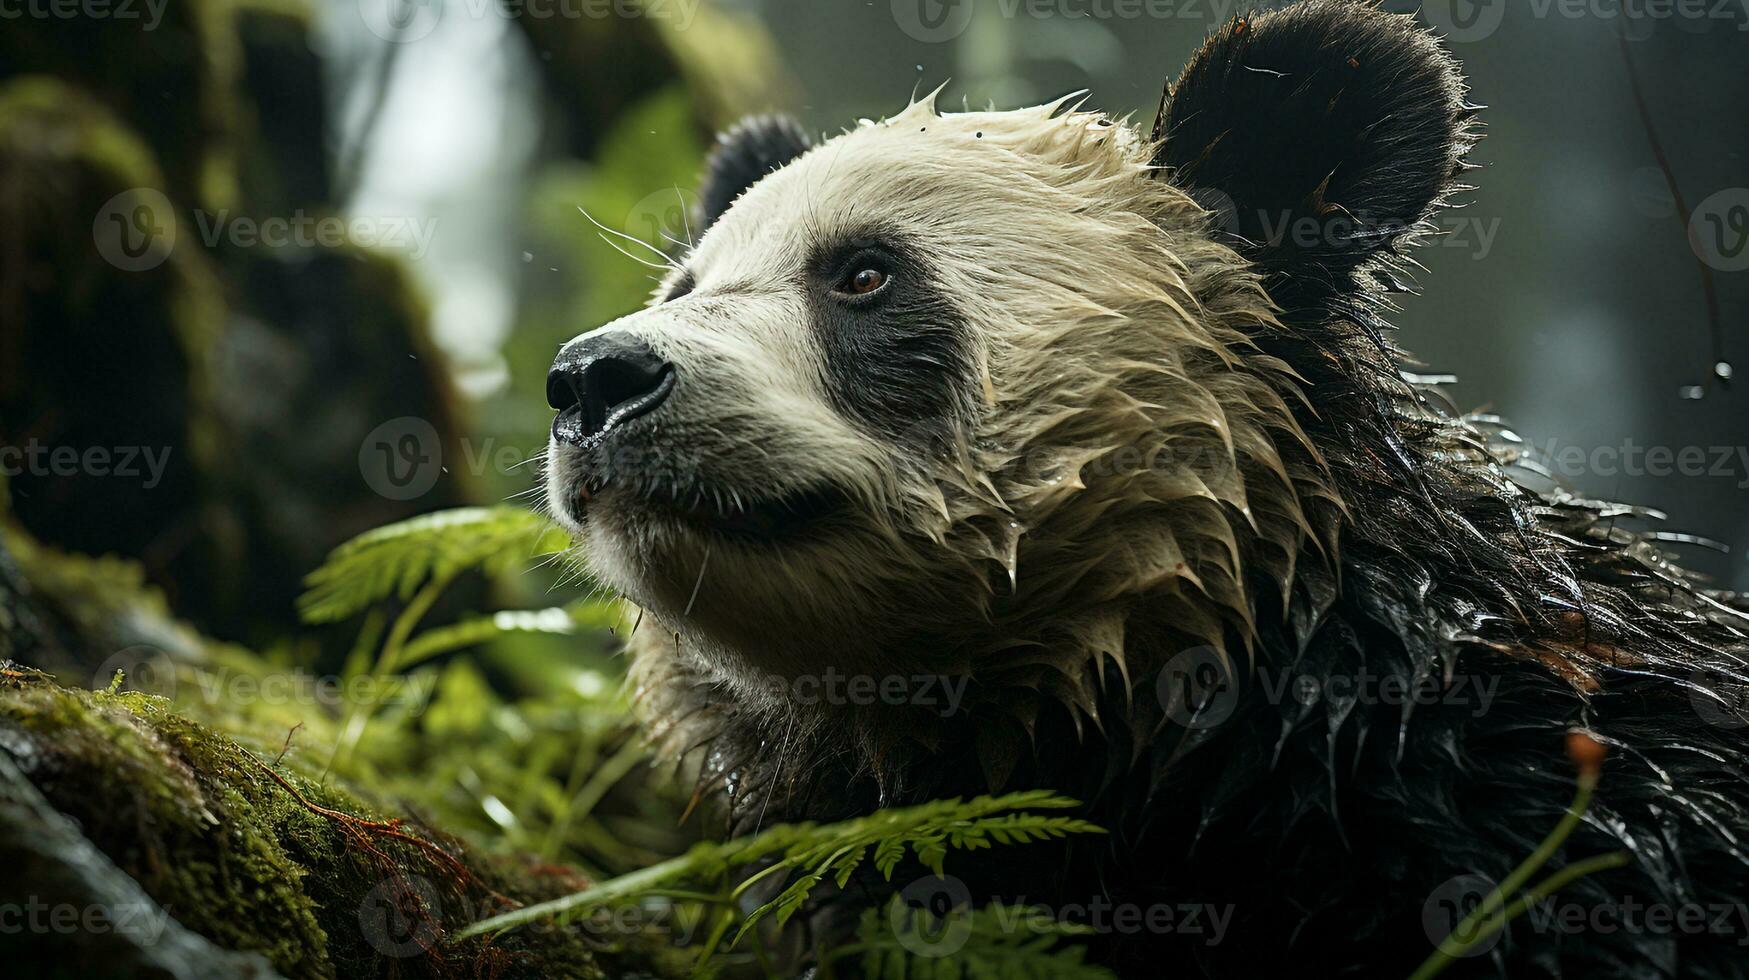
[[0, 78, 228, 574], [2, 678, 332, 975], [0, 0, 242, 210], [0, 670, 612, 979]]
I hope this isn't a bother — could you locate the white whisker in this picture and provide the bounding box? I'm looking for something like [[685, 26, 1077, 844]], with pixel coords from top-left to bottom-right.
[[577, 206, 680, 270], [682, 541, 712, 618]]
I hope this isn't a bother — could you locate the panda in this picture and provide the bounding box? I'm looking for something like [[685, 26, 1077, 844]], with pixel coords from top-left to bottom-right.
[[543, 1, 1749, 975]]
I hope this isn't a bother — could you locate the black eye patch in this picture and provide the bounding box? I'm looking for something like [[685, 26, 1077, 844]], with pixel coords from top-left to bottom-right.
[[803, 234, 972, 441]]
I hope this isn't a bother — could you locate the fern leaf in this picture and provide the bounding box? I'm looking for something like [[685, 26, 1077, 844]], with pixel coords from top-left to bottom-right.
[[298, 506, 567, 623], [392, 605, 599, 671], [458, 791, 1104, 962]]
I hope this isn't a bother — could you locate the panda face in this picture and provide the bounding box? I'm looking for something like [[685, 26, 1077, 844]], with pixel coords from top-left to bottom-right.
[[545, 2, 1470, 696], [543, 100, 1211, 682]]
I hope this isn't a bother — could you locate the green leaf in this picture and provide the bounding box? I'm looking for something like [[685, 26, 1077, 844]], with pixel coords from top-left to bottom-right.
[[298, 506, 568, 623], [393, 606, 589, 672], [457, 790, 1104, 967]]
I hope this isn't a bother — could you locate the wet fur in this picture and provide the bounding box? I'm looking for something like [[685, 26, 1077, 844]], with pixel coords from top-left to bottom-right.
[[550, 2, 1749, 975]]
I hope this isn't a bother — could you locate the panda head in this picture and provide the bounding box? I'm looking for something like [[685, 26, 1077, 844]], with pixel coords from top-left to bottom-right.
[[546, 1, 1476, 708]]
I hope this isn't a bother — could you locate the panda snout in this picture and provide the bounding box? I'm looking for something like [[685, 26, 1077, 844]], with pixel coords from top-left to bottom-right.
[[547, 335, 677, 448]]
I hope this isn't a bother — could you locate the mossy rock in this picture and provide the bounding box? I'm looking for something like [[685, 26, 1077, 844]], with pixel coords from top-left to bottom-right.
[[0, 79, 226, 619], [0, 520, 207, 684], [0, 0, 241, 209], [0, 668, 624, 979], [0, 72, 470, 651], [232, 0, 331, 216]]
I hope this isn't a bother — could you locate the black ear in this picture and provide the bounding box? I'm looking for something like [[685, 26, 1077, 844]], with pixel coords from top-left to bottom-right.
[[1153, 1, 1478, 314], [695, 114, 813, 233]]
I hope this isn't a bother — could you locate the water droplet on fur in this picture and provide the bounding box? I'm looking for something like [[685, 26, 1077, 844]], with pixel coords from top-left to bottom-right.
[[1716, 361, 1734, 382], [1002, 521, 1024, 592], [1679, 385, 1706, 400]]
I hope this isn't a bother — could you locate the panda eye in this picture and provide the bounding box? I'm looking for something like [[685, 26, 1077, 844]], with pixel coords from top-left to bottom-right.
[[822, 245, 897, 302], [844, 268, 887, 294]]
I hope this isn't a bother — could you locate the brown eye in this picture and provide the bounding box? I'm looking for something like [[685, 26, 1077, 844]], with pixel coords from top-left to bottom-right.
[[845, 268, 887, 295]]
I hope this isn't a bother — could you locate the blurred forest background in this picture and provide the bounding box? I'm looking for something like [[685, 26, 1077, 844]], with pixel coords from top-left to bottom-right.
[[0, 0, 1744, 976]]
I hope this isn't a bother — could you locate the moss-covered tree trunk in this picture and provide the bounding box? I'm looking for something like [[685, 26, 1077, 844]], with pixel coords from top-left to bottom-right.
[[0, 666, 646, 979]]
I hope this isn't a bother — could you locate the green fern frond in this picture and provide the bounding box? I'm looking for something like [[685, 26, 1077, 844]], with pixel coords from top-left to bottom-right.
[[457, 791, 1102, 949], [298, 506, 569, 623], [731, 792, 1101, 946], [392, 603, 612, 672]]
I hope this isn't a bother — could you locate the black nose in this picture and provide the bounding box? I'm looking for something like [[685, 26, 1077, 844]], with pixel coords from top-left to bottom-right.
[[547, 335, 677, 447]]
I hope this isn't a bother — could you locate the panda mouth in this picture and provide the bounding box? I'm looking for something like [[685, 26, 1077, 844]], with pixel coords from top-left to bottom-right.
[[656, 485, 849, 540], [579, 479, 849, 542]]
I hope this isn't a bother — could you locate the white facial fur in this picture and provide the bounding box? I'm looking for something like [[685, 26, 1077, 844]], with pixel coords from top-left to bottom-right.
[[547, 93, 1332, 716]]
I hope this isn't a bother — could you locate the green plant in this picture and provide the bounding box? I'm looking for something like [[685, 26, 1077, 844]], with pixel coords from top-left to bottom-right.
[[459, 790, 1106, 971], [296, 506, 594, 771], [297, 508, 1118, 975], [1408, 731, 1630, 980]]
